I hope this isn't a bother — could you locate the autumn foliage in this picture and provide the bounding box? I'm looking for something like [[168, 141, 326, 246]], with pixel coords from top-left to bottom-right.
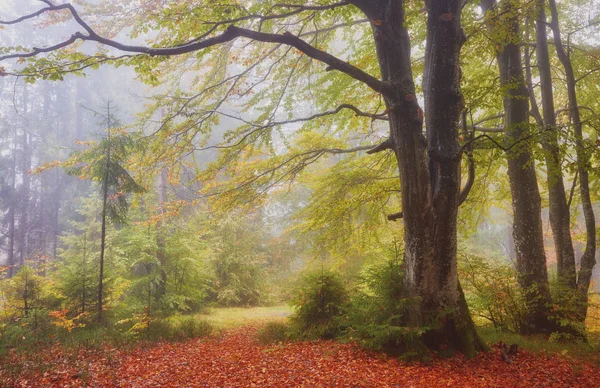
[[1, 326, 599, 387]]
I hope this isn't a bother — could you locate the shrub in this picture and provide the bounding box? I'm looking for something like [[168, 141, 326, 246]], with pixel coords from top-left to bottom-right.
[[176, 316, 213, 339], [257, 321, 291, 344], [344, 258, 425, 359], [135, 315, 213, 342], [459, 253, 526, 333], [548, 279, 588, 339], [289, 269, 348, 339]]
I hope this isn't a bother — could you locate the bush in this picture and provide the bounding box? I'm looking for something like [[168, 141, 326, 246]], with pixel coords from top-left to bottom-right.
[[344, 259, 425, 359], [177, 316, 213, 339], [289, 269, 348, 339], [138, 316, 213, 342], [459, 253, 527, 333], [257, 321, 291, 344], [548, 279, 588, 339]]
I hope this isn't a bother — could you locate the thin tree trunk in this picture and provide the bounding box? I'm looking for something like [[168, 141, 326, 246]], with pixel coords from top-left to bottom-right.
[[548, 0, 597, 321], [7, 129, 17, 278], [97, 106, 111, 323], [156, 167, 168, 298], [82, 232, 87, 314], [536, 0, 577, 289], [51, 170, 61, 260], [17, 85, 31, 268], [18, 130, 31, 267]]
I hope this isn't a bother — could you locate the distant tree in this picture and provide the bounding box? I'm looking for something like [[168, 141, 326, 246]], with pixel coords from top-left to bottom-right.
[[65, 102, 144, 322]]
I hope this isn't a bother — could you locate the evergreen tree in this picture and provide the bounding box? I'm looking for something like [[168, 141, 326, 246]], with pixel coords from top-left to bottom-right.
[[65, 102, 144, 322]]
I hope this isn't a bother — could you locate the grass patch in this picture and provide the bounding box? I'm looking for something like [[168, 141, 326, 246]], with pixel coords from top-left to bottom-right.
[[199, 305, 292, 330], [478, 325, 600, 362]]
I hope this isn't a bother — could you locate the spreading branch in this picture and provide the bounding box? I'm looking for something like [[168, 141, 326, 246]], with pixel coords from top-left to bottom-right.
[[0, 1, 387, 96]]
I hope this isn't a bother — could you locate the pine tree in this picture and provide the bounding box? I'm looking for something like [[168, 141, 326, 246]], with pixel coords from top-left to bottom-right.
[[65, 102, 144, 323]]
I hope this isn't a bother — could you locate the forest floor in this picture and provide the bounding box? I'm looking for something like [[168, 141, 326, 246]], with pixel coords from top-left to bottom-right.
[[2, 306, 600, 387]]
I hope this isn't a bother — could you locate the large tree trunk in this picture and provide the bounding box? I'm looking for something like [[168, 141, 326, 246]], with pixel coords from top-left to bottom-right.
[[482, 0, 554, 334], [422, 1, 485, 356], [548, 0, 597, 322], [354, 0, 485, 356], [535, 0, 577, 290]]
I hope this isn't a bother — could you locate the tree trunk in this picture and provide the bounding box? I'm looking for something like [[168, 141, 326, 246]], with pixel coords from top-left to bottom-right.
[[482, 0, 554, 334], [98, 169, 108, 323], [536, 0, 577, 289], [548, 0, 597, 322], [156, 167, 168, 299], [17, 85, 31, 268], [354, 0, 485, 356], [82, 232, 87, 314], [7, 129, 17, 278], [97, 114, 111, 323], [18, 130, 31, 267], [422, 0, 486, 356]]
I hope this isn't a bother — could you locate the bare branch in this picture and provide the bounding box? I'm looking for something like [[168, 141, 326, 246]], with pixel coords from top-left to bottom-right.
[[567, 170, 579, 208], [190, 104, 388, 153], [0, 34, 80, 61], [470, 126, 504, 133], [462, 130, 540, 153], [555, 105, 597, 118], [299, 19, 369, 37], [472, 113, 503, 126], [366, 138, 393, 154], [387, 212, 403, 221], [0, 4, 69, 24]]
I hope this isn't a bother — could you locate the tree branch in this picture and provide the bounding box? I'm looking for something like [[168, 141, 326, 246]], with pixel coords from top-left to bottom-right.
[[459, 110, 475, 205], [469, 126, 504, 133], [387, 212, 403, 221], [472, 113, 503, 126], [366, 138, 393, 154], [567, 169, 579, 208], [0, 1, 387, 96], [0, 3, 69, 25]]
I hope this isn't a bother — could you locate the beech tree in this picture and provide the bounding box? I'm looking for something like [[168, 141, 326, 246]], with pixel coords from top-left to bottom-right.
[[481, 0, 553, 334], [0, 0, 487, 353], [540, 0, 597, 323]]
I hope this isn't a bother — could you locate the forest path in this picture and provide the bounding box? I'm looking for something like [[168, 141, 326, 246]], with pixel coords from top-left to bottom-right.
[[5, 325, 600, 387]]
